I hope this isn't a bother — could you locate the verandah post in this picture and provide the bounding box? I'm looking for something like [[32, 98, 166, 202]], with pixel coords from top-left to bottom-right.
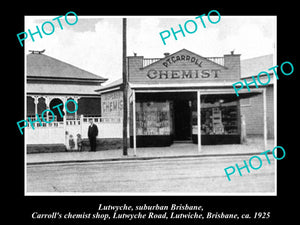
[[133, 90, 136, 156], [122, 18, 128, 156], [197, 90, 201, 152]]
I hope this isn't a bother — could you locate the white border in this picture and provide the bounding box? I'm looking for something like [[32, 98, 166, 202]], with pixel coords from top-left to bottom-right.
[[24, 15, 277, 197]]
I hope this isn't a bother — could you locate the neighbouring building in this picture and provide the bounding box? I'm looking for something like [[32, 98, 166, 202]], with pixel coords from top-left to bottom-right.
[[26, 51, 123, 153], [240, 54, 274, 139], [26, 51, 107, 120]]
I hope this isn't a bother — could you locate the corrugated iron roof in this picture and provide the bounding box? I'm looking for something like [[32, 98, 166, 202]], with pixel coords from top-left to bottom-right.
[[241, 54, 273, 78], [27, 53, 107, 81], [95, 78, 122, 93]]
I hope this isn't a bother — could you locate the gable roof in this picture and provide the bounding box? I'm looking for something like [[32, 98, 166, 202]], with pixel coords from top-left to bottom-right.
[[27, 53, 107, 82], [141, 48, 227, 70]]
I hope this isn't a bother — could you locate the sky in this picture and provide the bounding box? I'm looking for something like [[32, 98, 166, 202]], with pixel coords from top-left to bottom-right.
[[24, 15, 276, 84]]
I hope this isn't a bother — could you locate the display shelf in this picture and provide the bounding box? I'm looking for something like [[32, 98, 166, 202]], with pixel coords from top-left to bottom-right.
[[192, 104, 239, 135], [136, 101, 172, 136]]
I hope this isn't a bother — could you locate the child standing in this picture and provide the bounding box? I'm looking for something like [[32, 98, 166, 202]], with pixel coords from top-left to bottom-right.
[[77, 133, 83, 151]]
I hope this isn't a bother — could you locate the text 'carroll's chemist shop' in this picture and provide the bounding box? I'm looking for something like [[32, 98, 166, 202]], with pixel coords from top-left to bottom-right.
[[159, 10, 221, 45], [17, 11, 78, 47]]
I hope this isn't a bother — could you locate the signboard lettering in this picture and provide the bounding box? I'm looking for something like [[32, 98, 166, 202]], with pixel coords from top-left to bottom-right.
[[101, 91, 123, 117], [147, 69, 221, 80], [162, 54, 203, 68]]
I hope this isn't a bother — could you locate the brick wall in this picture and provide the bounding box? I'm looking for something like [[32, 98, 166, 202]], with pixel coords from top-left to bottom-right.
[[224, 54, 241, 79], [127, 56, 144, 82]]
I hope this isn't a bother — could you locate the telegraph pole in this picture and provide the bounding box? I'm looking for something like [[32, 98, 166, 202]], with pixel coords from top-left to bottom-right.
[[122, 18, 128, 156]]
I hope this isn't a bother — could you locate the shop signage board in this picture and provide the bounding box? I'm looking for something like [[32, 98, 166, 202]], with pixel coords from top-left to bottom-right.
[[128, 49, 240, 85], [101, 91, 123, 117]]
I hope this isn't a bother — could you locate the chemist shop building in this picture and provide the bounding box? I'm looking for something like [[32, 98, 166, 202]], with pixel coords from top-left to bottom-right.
[[97, 49, 274, 152]]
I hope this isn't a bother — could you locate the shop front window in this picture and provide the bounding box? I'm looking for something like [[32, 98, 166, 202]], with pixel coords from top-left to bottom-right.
[[201, 103, 238, 135], [136, 101, 172, 136], [192, 96, 239, 136]]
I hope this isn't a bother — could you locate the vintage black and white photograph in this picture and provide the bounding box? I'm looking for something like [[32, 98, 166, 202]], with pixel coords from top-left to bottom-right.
[[23, 15, 277, 195]]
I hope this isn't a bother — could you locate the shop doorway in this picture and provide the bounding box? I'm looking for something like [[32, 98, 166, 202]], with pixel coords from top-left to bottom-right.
[[174, 99, 192, 141]]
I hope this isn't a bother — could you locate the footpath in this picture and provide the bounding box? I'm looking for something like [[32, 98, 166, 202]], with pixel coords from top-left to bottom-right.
[[27, 138, 275, 165]]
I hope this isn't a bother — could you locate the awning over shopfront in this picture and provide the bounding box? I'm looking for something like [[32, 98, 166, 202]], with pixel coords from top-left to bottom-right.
[[129, 87, 267, 155]]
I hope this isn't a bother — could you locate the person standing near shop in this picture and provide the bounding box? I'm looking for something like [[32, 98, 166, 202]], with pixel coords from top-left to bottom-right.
[[88, 118, 98, 151]]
